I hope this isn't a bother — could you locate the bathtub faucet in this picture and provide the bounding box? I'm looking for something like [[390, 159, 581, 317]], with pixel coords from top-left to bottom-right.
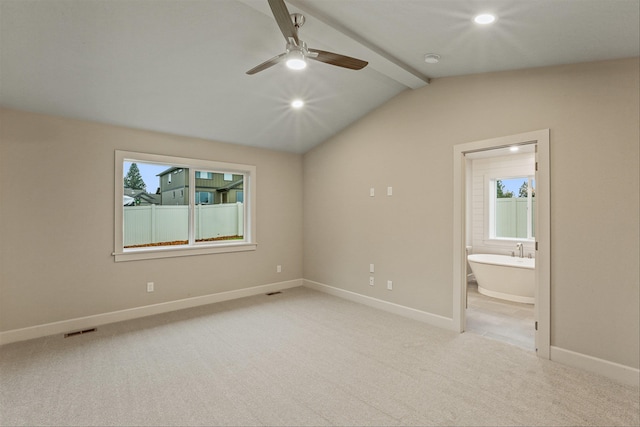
[[516, 242, 524, 258]]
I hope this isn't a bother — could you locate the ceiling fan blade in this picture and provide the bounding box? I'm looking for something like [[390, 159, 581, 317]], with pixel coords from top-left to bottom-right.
[[307, 49, 368, 70], [268, 0, 299, 45], [246, 52, 287, 75]]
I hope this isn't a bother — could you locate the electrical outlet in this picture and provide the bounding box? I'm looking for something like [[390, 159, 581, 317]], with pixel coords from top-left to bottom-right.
[[387, 280, 393, 290], [369, 187, 375, 197], [387, 186, 393, 196], [147, 282, 154, 292], [276, 265, 282, 273], [369, 276, 374, 286]]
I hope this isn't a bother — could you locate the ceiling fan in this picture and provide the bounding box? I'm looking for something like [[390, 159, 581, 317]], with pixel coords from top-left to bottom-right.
[[246, 0, 368, 75]]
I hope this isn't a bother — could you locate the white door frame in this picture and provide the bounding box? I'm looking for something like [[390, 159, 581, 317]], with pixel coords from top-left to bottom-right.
[[452, 129, 550, 358]]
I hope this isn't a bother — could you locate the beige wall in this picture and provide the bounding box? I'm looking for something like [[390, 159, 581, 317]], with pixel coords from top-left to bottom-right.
[[303, 58, 640, 369], [1, 58, 638, 371], [0, 109, 303, 331]]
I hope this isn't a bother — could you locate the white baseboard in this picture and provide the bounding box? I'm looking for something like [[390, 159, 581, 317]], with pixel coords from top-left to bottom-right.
[[550, 346, 640, 387], [0, 279, 303, 346], [303, 279, 455, 331]]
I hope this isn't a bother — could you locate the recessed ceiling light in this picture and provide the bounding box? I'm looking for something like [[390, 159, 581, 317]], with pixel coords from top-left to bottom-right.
[[474, 13, 496, 24], [510, 146, 519, 152], [291, 99, 304, 109], [424, 54, 441, 64]]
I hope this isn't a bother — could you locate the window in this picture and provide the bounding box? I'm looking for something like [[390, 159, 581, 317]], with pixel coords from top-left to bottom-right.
[[223, 173, 233, 181], [490, 176, 535, 240], [195, 191, 212, 204], [196, 171, 213, 179], [115, 151, 256, 262]]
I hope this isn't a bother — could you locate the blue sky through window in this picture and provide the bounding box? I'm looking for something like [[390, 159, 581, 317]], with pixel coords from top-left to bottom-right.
[[124, 162, 167, 193], [500, 177, 535, 197], [501, 178, 526, 196]]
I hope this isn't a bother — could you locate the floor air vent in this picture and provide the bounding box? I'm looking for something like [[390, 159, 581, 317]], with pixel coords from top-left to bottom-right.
[[266, 291, 282, 296], [64, 328, 97, 338]]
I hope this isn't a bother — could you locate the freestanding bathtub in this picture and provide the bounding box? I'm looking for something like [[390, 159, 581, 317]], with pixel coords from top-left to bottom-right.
[[467, 254, 535, 304]]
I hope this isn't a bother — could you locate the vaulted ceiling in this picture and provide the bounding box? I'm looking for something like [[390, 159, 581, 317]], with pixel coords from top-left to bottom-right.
[[1, 0, 638, 153]]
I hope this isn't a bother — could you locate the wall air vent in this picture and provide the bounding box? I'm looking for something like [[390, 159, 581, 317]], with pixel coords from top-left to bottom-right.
[[64, 328, 97, 338]]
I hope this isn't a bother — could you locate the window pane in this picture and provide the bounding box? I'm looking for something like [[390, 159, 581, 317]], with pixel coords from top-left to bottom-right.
[[196, 191, 212, 204], [495, 178, 528, 239], [531, 179, 536, 238], [123, 162, 189, 248], [196, 171, 213, 179], [195, 171, 244, 243]]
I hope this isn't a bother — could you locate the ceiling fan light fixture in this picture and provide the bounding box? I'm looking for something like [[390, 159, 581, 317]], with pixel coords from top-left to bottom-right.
[[285, 49, 307, 70]]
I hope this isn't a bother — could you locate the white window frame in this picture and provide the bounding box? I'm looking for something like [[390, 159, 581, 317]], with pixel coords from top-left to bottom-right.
[[114, 150, 256, 262], [486, 174, 535, 242]]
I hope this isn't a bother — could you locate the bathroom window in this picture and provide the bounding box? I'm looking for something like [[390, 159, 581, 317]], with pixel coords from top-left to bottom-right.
[[490, 176, 535, 240], [115, 150, 256, 262]]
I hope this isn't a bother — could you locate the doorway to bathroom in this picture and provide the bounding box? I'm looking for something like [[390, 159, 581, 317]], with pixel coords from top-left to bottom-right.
[[452, 129, 550, 358], [465, 145, 537, 351]]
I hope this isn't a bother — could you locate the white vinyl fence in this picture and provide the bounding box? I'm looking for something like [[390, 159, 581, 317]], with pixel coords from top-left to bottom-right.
[[495, 198, 535, 239], [124, 203, 243, 247]]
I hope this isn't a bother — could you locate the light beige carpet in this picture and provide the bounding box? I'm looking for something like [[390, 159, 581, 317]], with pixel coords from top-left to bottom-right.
[[1, 286, 638, 426]]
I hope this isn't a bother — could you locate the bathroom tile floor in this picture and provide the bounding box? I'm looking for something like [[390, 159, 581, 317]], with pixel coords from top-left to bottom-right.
[[465, 280, 535, 351]]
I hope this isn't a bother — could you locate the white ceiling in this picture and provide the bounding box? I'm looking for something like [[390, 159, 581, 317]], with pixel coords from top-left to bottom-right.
[[1, 0, 638, 153]]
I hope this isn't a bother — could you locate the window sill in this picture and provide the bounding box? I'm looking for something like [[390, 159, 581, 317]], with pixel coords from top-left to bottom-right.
[[113, 242, 257, 262]]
